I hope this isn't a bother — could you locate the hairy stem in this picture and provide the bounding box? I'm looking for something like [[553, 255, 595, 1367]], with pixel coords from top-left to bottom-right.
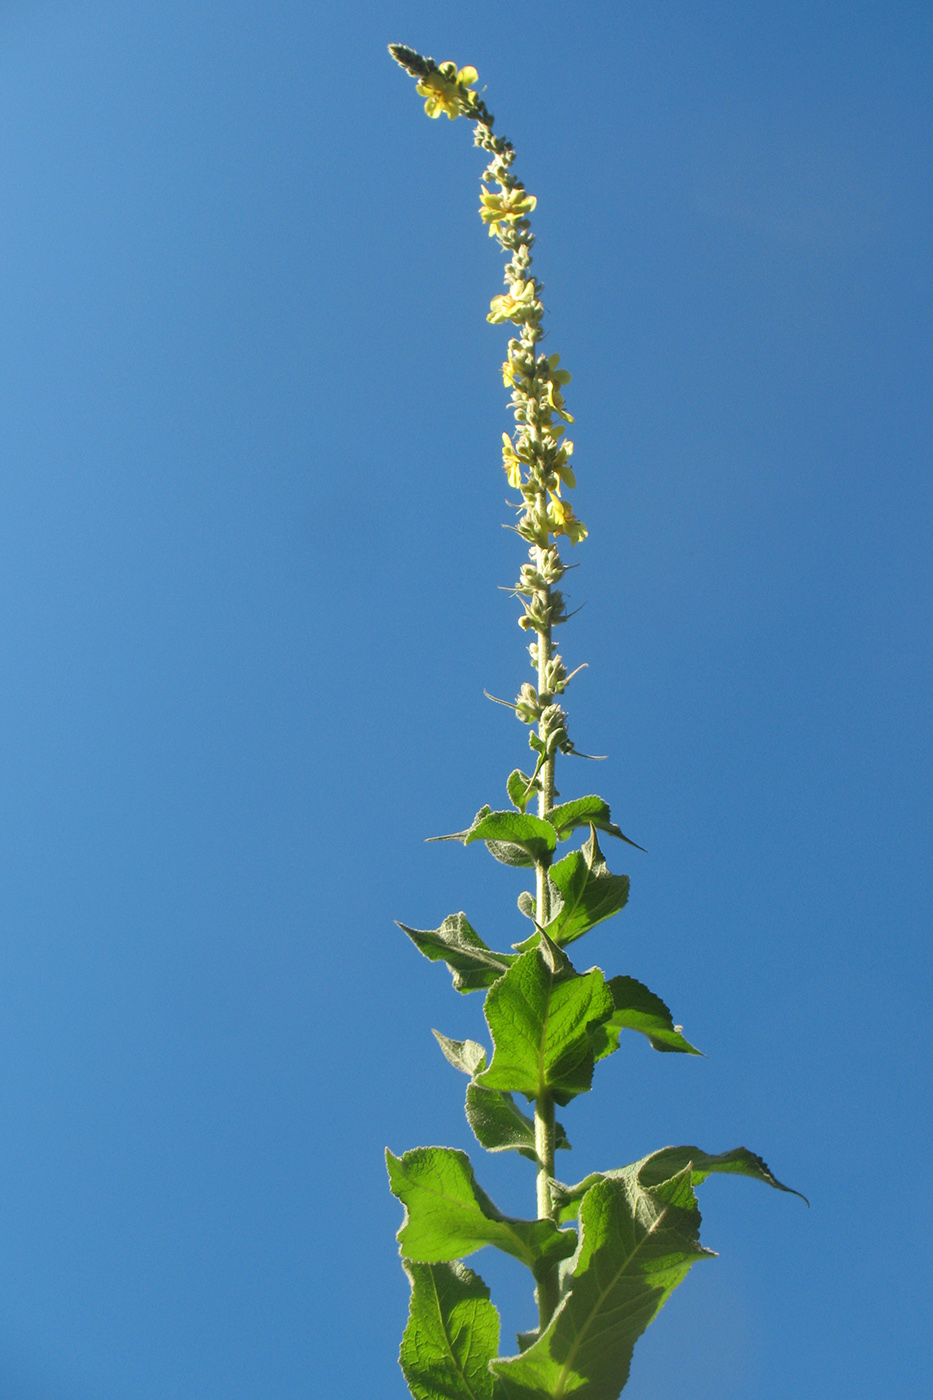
[[535, 544, 555, 835], [534, 1092, 559, 1327], [534, 551, 560, 1327]]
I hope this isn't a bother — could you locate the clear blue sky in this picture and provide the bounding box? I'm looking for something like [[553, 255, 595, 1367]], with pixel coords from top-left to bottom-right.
[[0, 1, 929, 1396]]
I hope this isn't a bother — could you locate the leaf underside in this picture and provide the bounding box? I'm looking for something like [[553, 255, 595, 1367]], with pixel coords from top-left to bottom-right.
[[430, 808, 558, 867], [434, 1031, 488, 1077], [466, 1083, 571, 1159], [553, 1144, 807, 1223], [492, 1166, 711, 1400], [398, 912, 515, 993], [401, 1260, 501, 1400]]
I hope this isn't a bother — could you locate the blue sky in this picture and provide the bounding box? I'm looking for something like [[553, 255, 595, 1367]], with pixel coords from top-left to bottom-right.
[[0, 1, 929, 1396]]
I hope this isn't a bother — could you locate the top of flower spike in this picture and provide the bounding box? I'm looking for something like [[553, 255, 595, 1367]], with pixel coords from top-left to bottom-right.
[[388, 44, 587, 549], [415, 61, 478, 120]]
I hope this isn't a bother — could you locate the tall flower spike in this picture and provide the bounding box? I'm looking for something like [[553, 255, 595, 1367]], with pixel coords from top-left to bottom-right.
[[387, 49, 800, 1400]]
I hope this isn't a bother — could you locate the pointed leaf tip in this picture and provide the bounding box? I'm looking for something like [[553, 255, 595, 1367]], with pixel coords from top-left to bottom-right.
[[591, 975, 703, 1058], [428, 807, 557, 867], [548, 798, 645, 850], [637, 1145, 809, 1204], [397, 912, 515, 993], [433, 1030, 488, 1076]]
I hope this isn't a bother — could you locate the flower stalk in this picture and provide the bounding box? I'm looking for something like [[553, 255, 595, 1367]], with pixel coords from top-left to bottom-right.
[[384, 44, 803, 1400]]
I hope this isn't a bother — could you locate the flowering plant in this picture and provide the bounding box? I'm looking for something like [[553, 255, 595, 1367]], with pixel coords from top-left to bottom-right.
[[385, 44, 804, 1400]]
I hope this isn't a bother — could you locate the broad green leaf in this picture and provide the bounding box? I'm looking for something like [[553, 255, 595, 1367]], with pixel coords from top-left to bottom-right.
[[466, 1083, 571, 1160], [400, 1260, 501, 1400], [590, 975, 701, 1058], [475, 940, 614, 1106], [398, 912, 516, 993], [429, 808, 557, 868], [547, 796, 645, 851], [387, 1146, 577, 1275], [507, 769, 537, 813], [492, 1167, 711, 1400], [434, 1031, 488, 1076], [552, 1144, 806, 1223], [514, 831, 629, 952]]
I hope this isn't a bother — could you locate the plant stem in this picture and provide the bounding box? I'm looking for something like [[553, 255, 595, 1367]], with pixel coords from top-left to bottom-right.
[[534, 549, 560, 1329], [534, 542, 555, 836], [534, 546, 555, 1085], [534, 1090, 560, 1328]]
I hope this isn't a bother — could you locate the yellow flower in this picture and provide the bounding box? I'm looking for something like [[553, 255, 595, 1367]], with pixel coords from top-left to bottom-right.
[[547, 496, 588, 545], [488, 280, 539, 325], [502, 349, 532, 390], [546, 353, 572, 388], [479, 185, 537, 236], [541, 355, 573, 422], [502, 433, 532, 488], [546, 379, 574, 424], [549, 441, 576, 495], [415, 62, 478, 119]]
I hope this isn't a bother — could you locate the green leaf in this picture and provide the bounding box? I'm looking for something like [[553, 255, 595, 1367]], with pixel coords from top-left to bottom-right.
[[590, 975, 702, 1058], [387, 1146, 578, 1275], [465, 1083, 571, 1160], [514, 830, 630, 952], [547, 796, 645, 851], [516, 890, 537, 921], [552, 1144, 807, 1223], [429, 808, 557, 868], [507, 769, 537, 814], [434, 1031, 488, 1076], [492, 1167, 712, 1400], [398, 913, 516, 993], [400, 1260, 501, 1400], [636, 1145, 808, 1202], [475, 941, 614, 1106]]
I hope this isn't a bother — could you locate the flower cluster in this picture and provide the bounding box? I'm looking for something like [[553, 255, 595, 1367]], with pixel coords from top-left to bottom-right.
[[471, 129, 587, 555], [389, 44, 590, 792], [415, 61, 478, 120]]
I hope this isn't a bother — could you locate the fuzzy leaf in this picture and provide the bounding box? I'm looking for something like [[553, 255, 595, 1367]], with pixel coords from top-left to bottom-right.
[[552, 1144, 806, 1223], [637, 1145, 807, 1201], [476, 943, 614, 1106], [517, 890, 537, 921], [387, 1146, 577, 1274], [485, 840, 542, 869], [400, 1260, 501, 1400], [429, 808, 557, 868], [434, 1031, 488, 1076], [514, 831, 629, 952], [492, 1167, 711, 1400], [590, 975, 701, 1058], [466, 1083, 571, 1160], [398, 913, 516, 994], [547, 796, 644, 850], [507, 769, 537, 814]]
